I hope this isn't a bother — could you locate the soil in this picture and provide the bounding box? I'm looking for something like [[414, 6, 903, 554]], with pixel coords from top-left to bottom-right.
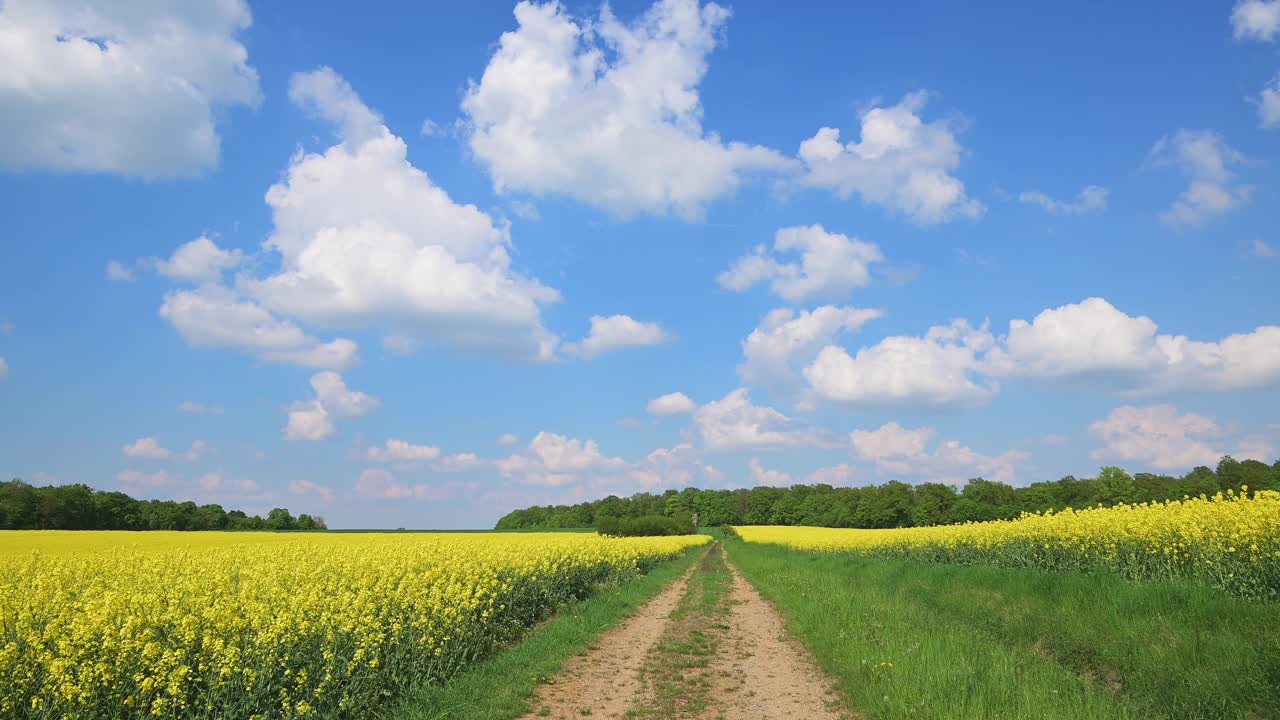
[[518, 544, 851, 720]]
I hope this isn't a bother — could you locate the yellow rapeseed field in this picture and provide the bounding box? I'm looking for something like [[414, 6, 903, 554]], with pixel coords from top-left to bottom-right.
[[734, 489, 1280, 599], [0, 530, 708, 720]]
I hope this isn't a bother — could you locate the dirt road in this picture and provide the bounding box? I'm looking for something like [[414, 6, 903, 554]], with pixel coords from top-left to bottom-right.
[[518, 543, 850, 720]]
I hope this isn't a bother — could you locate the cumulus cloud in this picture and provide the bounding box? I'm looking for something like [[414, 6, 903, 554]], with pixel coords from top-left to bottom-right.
[[748, 457, 791, 486], [739, 306, 882, 400], [497, 433, 519, 446], [804, 319, 996, 409], [121, 436, 171, 459], [1089, 404, 1226, 470], [461, 0, 791, 218], [497, 431, 626, 486], [121, 436, 207, 461], [196, 471, 259, 493], [1232, 0, 1280, 41], [1260, 75, 1280, 128], [802, 298, 1280, 410], [796, 92, 982, 224], [984, 297, 1280, 393], [563, 315, 669, 358], [850, 422, 935, 460], [106, 260, 135, 282], [150, 67, 561, 367], [284, 372, 378, 441], [1018, 185, 1108, 215], [630, 443, 721, 489], [1254, 239, 1277, 257], [647, 391, 697, 415], [160, 285, 359, 370], [289, 479, 335, 503], [153, 236, 243, 282], [693, 388, 820, 450], [805, 464, 855, 485], [354, 468, 478, 501], [246, 67, 562, 362], [366, 439, 442, 463], [0, 0, 260, 177], [355, 469, 413, 499], [1150, 130, 1250, 226], [718, 225, 884, 301], [850, 422, 1027, 485]]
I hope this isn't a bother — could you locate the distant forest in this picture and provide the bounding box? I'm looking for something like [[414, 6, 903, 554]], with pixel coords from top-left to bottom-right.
[[0, 479, 325, 531], [495, 456, 1280, 530]]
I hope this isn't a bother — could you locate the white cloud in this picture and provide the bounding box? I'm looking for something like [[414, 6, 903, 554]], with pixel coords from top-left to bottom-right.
[[851, 422, 935, 461], [805, 464, 855, 485], [693, 388, 818, 450], [1254, 239, 1277, 257], [1150, 130, 1250, 226], [740, 306, 883, 399], [289, 479, 335, 503], [235, 67, 561, 363], [436, 453, 482, 472], [106, 260, 135, 282], [153, 236, 243, 282], [1018, 185, 1108, 215], [1260, 75, 1280, 128], [748, 457, 791, 486], [985, 297, 1280, 393], [122, 436, 171, 459], [196, 471, 259, 493], [161, 285, 359, 370], [0, 0, 260, 177], [850, 422, 1027, 485], [647, 391, 697, 416], [796, 92, 982, 224], [497, 431, 626, 486], [630, 443, 720, 489], [178, 401, 223, 415], [355, 468, 413, 499], [284, 372, 378, 442], [564, 315, 669, 358], [1232, 0, 1280, 41], [0, 356, 6, 381], [718, 225, 884, 301], [366, 439, 442, 463], [804, 298, 1280, 411], [461, 0, 791, 218], [121, 436, 206, 462], [116, 469, 172, 487], [1089, 404, 1224, 470], [497, 433, 519, 446], [354, 468, 477, 501], [805, 319, 996, 409]]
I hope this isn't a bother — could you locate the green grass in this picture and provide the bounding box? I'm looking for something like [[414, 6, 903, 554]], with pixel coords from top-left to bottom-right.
[[387, 544, 704, 720], [726, 540, 1280, 720]]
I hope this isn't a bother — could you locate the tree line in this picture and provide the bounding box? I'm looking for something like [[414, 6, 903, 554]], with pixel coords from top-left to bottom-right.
[[0, 479, 326, 531], [495, 456, 1280, 530]]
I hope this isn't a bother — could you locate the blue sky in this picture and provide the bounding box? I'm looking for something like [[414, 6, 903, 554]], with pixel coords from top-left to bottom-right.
[[1, 0, 1278, 528]]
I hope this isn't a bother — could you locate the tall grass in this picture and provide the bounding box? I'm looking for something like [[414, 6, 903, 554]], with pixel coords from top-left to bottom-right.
[[727, 540, 1280, 720]]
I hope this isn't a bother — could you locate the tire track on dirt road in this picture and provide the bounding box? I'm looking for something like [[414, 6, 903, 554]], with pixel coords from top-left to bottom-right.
[[514, 557, 701, 720], [518, 542, 851, 720]]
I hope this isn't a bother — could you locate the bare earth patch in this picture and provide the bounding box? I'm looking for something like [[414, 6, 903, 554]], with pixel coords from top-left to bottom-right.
[[712, 560, 850, 720], [516, 543, 852, 720], [515, 563, 698, 720]]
